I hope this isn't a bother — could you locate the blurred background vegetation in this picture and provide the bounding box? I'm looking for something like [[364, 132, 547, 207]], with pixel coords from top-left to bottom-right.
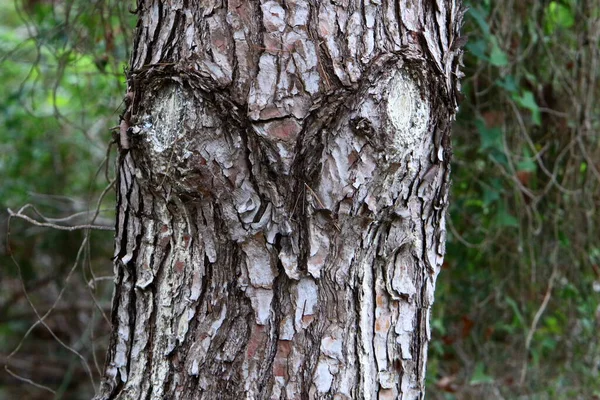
[[1, 1, 131, 399], [0, 0, 598, 399]]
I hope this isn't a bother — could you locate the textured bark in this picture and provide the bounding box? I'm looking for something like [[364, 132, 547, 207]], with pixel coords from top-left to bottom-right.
[[98, 1, 462, 399]]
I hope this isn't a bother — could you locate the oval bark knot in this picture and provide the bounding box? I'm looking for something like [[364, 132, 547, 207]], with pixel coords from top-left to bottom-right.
[[144, 83, 186, 154], [385, 69, 430, 152]]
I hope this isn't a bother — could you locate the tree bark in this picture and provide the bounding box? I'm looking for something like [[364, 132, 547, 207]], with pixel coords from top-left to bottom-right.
[[97, 1, 463, 399]]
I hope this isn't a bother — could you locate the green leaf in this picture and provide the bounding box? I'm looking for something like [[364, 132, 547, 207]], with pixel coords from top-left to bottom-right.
[[505, 296, 526, 328], [547, 1, 575, 31], [469, 363, 494, 385], [489, 37, 508, 66], [496, 206, 519, 228], [490, 150, 509, 168], [517, 159, 537, 173], [475, 118, 503, 151], [558, 230, 571, 248], [468, 7, 491, 36], [431, 318, 446, 335], [513, 91, 541, 125], [496, 75, 518, 93], [483, 187, 500, 206], [544, 316, 562, 334], [465, 198, 484, 209], [517, 148, 537, 172], [466, 38, 488, 61]]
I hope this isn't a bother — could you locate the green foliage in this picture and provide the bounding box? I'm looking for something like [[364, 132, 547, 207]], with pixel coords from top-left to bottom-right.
[[513, 90, 541, 126], [469, 363, 495, 386], [0, 1, 135, 398], [545, 2, 575, 33], [429, 0, 600, 398], [465, 6, 509, 67], [0, 3, 127, 208]]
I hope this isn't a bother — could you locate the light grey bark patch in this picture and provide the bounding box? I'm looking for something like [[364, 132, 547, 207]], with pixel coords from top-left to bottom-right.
[[293, 277, 319, 331], [242, 234, 278, 288], [317, 2, 350, 85], [233, 181, 261, 221], [279, 244, 300, 280], [358, 236, 379, 399], [361, 3, 377, 63], [385, 68, 430, 154], [248, 53, 279, 120], [141, 83, 186, 154], [284, 30, 320, 97], [261, 1, 286, 32], [390, 250, 418, 299], [246, 287, 274, 325], [206, 14, 234, 84]]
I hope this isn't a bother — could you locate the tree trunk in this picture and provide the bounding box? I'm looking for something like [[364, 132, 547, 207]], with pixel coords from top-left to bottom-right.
[[97, 1, 462, 399]]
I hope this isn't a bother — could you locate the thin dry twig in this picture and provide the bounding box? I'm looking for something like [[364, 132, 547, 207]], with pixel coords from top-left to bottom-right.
[[7, 204, 114, 231], [519, 263, 558, 386], [4, 232, 96, 392], [4, 176, 116, 394]]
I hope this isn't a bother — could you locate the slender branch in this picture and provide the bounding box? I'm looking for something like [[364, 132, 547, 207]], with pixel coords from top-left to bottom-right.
[[7, 204, 114, 231]]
